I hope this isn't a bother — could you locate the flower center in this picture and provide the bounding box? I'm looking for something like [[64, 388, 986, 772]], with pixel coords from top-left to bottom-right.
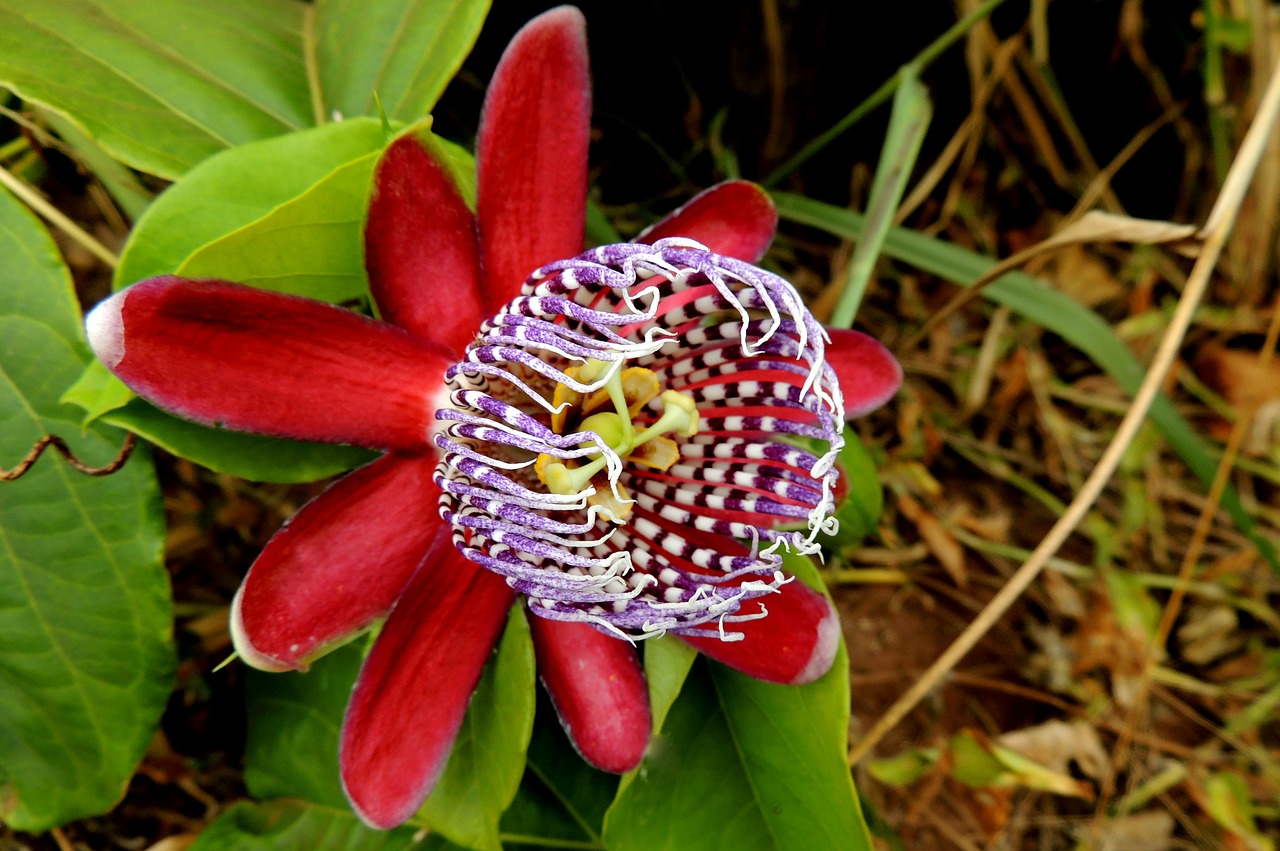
[[432, 239, 847, 638], [534, 358, 699, 524]]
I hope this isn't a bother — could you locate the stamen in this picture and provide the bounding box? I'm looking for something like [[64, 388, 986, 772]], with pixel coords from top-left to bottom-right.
[[536, 374, 701, 525]]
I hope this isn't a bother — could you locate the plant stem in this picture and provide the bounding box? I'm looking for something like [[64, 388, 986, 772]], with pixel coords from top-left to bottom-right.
[[0, 165, 119, 269]]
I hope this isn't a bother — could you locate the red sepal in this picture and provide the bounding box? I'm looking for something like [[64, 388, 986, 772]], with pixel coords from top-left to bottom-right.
[[637, 181, 778, 263], [477, 6, 590, 308], [231, 454, 441, 671], [679, 579, 840, 685], [341, 541, 517, 829], [528, 616, 651, 773], [366, 133, 486, 353], [86, 277, 451, 452], [825, 327, 902, 418]]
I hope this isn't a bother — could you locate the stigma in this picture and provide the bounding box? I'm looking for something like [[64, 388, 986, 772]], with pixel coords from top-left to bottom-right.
[[536, 359, 699, 523]]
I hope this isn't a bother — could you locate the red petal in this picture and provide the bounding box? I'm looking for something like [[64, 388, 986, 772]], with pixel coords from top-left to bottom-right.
[[636, 181, 778, 262], [341, 543, 516, 829], [528, 616, 650, 773], [86, 277, 451, 452], [826, 327, 902, 418], [231, 454, 440, 672], [476, 6, 590, 308], [678, 579, 840, 685], [366, 132, 486, 353]]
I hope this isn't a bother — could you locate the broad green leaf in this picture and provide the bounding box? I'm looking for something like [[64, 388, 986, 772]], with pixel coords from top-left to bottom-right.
[[244, 643, 363, 808], [0, 0, 311, 179], [504, 695, 618, 848], [506, 639, 696, 844], [0, 187, 172, 829], [773, 192, 1280, 571], [190, 799, 438, 851], [102, 399, 375, 484], [115, 118, 387, 290], [500, 781, 599, 850], [642, 635, 697, 735], [604, 663, 773, 851], [314, 0, 490, 124], [245, 608, 535, 847], [177, 150, 380, 301], [59, 360, 134, 426], [421, 608, 536, 851], [604, 555, 871, 851]]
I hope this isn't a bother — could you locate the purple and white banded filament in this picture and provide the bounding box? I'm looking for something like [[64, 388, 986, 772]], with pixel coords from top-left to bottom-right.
[[433, 239, 846, 639]]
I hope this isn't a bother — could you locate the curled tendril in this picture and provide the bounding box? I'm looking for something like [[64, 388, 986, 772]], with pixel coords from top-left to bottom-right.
[[1, 432, 138, 481]]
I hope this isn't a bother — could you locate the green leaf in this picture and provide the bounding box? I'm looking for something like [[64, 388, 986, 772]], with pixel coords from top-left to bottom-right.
[[244, 643, 363, 808], [176, 149, 381, 301], [585, 198, 622, 247], [115, 118, 387, 290], [422, 132, 479, 211], [421, 607, 536, 851], [40, 109, 153, 222], [59, 360, 134, 426], [0, 186, 172, 829], [245, 608, 535, 848], [500, 781, 600, 850], [774, 192, 1280, 571], [314, 0, 490, 125], [604, 555, 871, 851], [947, 730, 1007, 787], [0, 0, 311, 179], [830, 65, 931, 328], [1204, 771, 1275, 851], [641, 635, 697, 735], [102, 398, 375, 484], [867, 749, 937, 786], [604, 663, 774, 850], [190, 799, 438, 851], [505, 695, 617, 848]]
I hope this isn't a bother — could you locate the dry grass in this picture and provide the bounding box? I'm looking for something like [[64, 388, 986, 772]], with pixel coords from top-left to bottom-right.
[[805, 3, 1280, 847]]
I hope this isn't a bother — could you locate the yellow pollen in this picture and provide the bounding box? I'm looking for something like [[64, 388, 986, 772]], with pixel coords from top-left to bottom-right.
[[536, 359, 699, 522]]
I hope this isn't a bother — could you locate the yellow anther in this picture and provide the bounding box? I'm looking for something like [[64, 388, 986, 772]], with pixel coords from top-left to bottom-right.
[[535, 455, 576, 495], [628, 435, 680, 471], [539, 361, 701, 514], [588, 479, 633, 523]]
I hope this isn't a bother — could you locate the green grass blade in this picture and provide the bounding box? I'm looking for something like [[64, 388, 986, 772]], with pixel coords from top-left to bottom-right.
[[830, 66, 931, 328]]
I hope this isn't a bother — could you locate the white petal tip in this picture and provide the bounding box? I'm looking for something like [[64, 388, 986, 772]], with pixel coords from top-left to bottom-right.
[[229, 584, 295, 673], [792, 598, 841, 685], [85, 291, 126, 369]]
